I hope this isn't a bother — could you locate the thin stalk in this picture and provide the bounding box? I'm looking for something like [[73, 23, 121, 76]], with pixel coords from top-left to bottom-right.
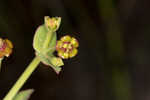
[[3, 57, 40, 100]]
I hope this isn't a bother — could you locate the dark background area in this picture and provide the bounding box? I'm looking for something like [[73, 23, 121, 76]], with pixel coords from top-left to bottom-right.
[[0, 0, 150, 100]]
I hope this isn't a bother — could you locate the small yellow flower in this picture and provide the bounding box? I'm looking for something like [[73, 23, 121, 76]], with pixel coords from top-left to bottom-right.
[[0, 38, 13, 58], [56, 35, 79, 59], [44, 16, 61, 31]]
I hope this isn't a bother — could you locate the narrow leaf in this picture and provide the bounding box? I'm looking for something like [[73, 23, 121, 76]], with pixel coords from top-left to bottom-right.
[[13, 89, 34, 100]]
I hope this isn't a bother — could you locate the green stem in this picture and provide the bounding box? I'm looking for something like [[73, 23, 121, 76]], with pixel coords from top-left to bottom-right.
[[3, 57, 40, 100]]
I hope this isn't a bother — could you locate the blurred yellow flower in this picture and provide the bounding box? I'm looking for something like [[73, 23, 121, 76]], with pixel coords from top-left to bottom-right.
[[0, 38, 13, 58], [56, 35, 79, 59]]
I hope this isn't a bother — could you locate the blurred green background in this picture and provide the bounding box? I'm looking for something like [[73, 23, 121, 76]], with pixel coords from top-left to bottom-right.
[[0, 0, 150, 100]]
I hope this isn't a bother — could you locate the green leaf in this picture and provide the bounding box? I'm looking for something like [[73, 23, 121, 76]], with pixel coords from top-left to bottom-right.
[[33, 25, 56, 54], [36, 52, 64, 74], [13, 89, 34, 100]]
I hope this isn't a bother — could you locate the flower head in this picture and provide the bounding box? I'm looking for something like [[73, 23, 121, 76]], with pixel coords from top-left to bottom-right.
[[44, 16, 61, 32], [56, 35, 79, 59], [0, 38, 13, 58]]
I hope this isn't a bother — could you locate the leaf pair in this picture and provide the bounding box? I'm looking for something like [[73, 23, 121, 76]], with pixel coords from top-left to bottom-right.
[[33, 17, 64, 74]]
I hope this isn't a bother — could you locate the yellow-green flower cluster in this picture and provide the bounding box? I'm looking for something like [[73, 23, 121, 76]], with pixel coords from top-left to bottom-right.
[[56, 35, 79, 59], [44, 16, 61, 31], [0, 38, 13, 58]]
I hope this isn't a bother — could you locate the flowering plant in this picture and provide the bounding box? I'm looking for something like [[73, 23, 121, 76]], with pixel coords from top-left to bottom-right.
[[2, 16, 79, 100]]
